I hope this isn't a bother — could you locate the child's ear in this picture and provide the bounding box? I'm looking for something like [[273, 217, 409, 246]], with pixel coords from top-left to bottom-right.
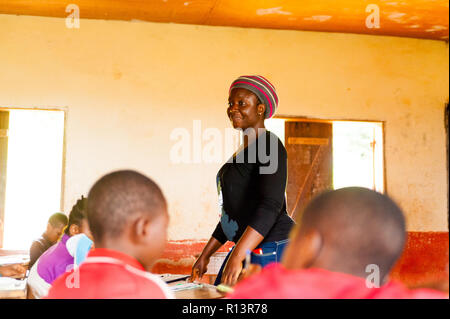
[[282, 229, 322, 270], [69, 224, 80, 236], [134, 216, 152, 244], [301, 230, 322, 268]]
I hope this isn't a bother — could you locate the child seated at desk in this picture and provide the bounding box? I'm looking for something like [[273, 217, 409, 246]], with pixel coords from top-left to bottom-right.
[[29, 212, 68, 268], [228, 187, 447, 299], [46, 170, 173, 299], [28, 196, 93, 298]]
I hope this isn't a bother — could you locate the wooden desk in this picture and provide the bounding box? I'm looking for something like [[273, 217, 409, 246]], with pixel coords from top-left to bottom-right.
[[0, 278, 27, 299], [0, 253, 30, 299], [0, 254, 29, 267], [0, 249, 28, 257], [162, 274, 225, 299], [174, 285, 225, 299]]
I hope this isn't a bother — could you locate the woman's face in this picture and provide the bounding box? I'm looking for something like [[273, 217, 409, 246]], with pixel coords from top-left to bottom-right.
[[227, 88, 264, 130]]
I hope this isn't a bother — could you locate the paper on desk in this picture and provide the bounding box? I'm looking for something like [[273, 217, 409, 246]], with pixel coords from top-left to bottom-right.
[[159, 274, 190, 283], [0, 254, 29, 266], [170, 283, 202, 292], [0, 277, 26, 290]]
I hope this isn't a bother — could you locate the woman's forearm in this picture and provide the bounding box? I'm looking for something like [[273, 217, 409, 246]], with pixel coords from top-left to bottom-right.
[[230, 226, 264, 261], [199, 236, 223, 259]]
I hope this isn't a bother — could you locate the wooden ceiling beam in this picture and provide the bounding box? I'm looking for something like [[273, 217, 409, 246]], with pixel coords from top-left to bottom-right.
[[0, 0, 447, 40]]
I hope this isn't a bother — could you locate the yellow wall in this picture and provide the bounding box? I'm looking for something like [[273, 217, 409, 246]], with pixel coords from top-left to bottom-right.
[[0, 14, 448, 238]]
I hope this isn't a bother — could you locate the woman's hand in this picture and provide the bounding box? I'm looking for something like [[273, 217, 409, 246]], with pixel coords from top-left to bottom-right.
[[221, 254, 244, 286], [237, 263, 262, 282], [0, 264, 27, 278], [221, 226, 264, 286], [188, 236, 223, 282], [189, 254, 210, 282]]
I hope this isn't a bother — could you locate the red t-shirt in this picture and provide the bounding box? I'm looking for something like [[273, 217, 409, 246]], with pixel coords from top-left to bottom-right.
[[228, 263, 448, 299], [46, 248, 174, 299]]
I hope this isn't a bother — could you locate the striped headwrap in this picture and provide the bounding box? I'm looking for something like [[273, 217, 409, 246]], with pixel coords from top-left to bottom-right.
[[229, 75, 278, 119]]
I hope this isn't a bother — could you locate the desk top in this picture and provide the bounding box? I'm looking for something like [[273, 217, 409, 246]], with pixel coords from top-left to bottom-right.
[[174, 286, 225, 299], [0, 273, 225, 300], [0, 278, 27, 299], [0, 254, 30, 299], [162, 274, 225, 299], [0, 254, 29, 267]]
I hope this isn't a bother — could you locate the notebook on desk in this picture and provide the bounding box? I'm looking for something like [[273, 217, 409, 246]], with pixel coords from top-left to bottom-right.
[[0, 254, 29, 266], [170, 282, 202, 292], [159, 274, 190, 284], [0, 277, 28, 299], [0, 277, 27, 290]]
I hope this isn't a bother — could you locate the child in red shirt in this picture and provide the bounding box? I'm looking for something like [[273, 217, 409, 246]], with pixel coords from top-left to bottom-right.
[[228, 187, 447, 299], [46, 170, 173, 299]]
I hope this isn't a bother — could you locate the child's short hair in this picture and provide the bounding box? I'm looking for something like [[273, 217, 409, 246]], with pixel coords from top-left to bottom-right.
[[300, 187, 406, 276], [64, 196, 88, 235], [87, 170, 167, 243], [48, 212, 68, 227]]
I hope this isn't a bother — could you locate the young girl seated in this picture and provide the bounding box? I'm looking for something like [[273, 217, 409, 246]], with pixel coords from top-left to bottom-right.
[[28, 196, 93, 298]]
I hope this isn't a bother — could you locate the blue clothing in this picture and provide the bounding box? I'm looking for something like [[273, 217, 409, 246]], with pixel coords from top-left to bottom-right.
[[73, 234, 93, 265], [214, 239, 289, 285]]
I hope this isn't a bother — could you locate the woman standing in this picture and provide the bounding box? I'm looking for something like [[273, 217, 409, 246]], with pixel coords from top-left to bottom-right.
[[190, 75, 294, 286]]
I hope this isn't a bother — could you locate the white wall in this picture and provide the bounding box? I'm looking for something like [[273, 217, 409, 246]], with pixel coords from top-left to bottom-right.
[[0, 14, 448, 240]]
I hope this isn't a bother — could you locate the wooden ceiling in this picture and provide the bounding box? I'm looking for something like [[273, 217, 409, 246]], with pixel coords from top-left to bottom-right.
[[0, 0, 448, 41]]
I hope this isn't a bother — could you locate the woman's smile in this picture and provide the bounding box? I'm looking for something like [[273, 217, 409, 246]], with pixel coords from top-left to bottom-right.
[[230, 112, 243, 121]]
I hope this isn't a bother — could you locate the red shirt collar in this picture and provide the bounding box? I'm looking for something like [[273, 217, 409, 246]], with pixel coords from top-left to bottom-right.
[[87, 248, 145, 271]]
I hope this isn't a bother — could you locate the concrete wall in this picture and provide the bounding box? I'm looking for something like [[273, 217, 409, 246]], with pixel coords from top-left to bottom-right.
[[0, 14, 448, 241]]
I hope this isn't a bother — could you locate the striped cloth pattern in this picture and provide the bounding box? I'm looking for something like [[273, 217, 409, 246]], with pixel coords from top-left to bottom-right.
[[229, 75, 278, 119]]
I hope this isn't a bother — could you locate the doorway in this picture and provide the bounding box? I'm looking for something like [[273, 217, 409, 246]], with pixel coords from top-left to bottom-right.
[[0, 108, 65, 250], [266, 118, 384, 220]]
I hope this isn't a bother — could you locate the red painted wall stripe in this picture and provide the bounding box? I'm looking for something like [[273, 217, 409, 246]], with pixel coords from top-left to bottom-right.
[[152, 232, 449, 290], [151, 240, 233, 274], [390, 231, 449, 288]]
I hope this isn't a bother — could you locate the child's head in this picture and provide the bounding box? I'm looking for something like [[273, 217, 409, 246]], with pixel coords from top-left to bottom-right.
[[87, 170, 168, 269], [282, 187, 406, 282], [65, 196, 91, 239], [45, 213, 68, 243]]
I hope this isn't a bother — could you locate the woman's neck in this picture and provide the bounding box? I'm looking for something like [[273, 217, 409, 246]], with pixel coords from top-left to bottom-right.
[[242, 123, 266, 148]]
